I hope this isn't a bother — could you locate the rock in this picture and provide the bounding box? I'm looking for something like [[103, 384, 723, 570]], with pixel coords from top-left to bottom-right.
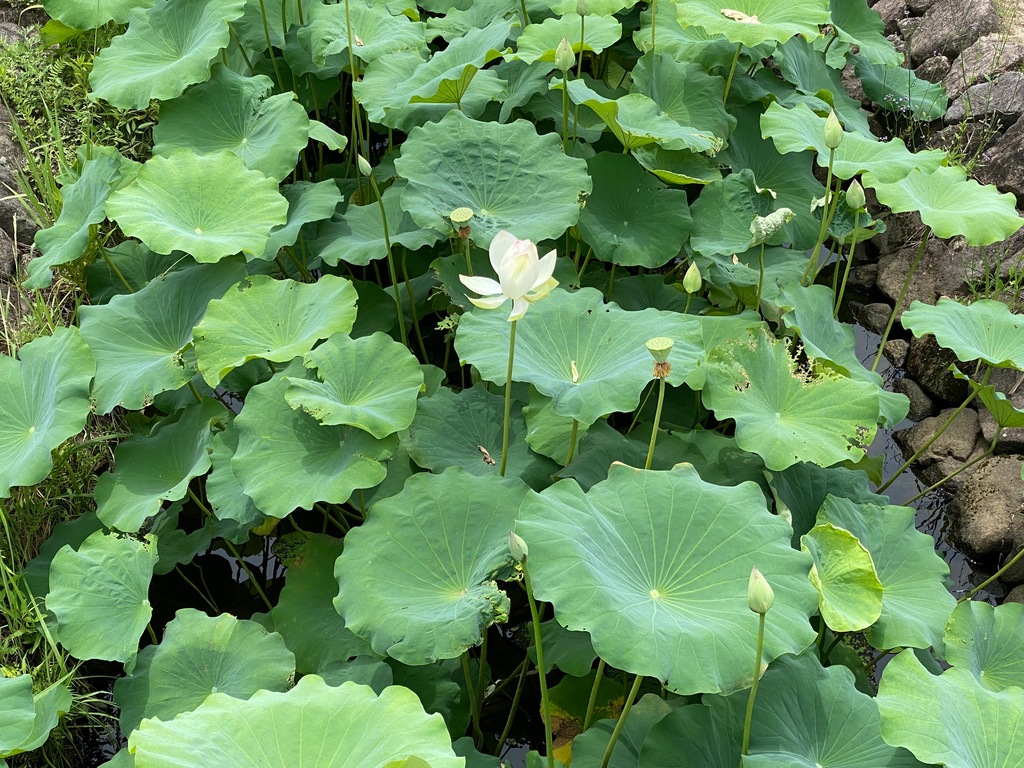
[[915, 55, 950, 83], [1005, 584, 1024, 604], [894, 377, 936, 420], [945, 71, 1024, 125], [849, 263, 878, 290], [1001, 532, 1024, 584], [884, 338, 910, 367], [906, 334, 969, 403], [841, 63, 868, 105], [907, 0, 936, 11], [852, 301, 893, 335], [908, 0, 1001, 65], [975, 116, 1024, 203], [0, 103, 38, 246], [947, 455, 1024, 560], [898, 16, 925, 41], [875, 239, 947, 314], [873, 0, 909, 36], [944, 35, 1024, 100], [925, 121, 997, 159], [873, 211, 925, 257], [893, 406, 987, 488]]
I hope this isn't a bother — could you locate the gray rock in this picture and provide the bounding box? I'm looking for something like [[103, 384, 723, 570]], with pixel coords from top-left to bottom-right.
[[893, 406, 987, 488], [853, 301, 893, 335], [944, 35, 1024, 100], [1005, 584, 1024, 604], [841, 63, 868, 105], [0, 104, 38, 245], [873, 0, 909, 36], [1000, 532, 1024, 584], [884, 338, 910, 367], [945, 71, 1024, 125], [898, 16, 925, 41], [908, 0, 1001, 65], [915, 55, 950, 83], [894, 376, 936, 420], [907, 0, 936, 11], [850, 263, 879, 290], [925, 121, 998, 159], [875, 239, 948, 314], [948, 455, 1024, 560], [975, 368, 1024, 453], [906, 334, 969, 403], [873, 211, 925, 256], [976, 116, 1024, 203]]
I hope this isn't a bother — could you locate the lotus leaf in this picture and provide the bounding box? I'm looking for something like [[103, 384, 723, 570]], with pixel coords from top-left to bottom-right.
[[129, 677, 462, 768], [689, 169, 778, 257], [703, 328, 881, 471], [632, 53, 735, 142], [302, 0, 427, 67], [230, 364, 396, 517], [878, 649, 1024, 767], [769, 462, 886, 544], [952, 366, 1024, 428], [114, 609, 295, 734], [901, 298, 1024, 369], [510, 13, 621, 64], [193, 274, 357, 387], [853, 55, 948, 121], [577, 153, 691, 268], [105, 150, 289, 262], [83, 241, 188, 302], [78, 258, 246, 413], [829, 0, 901, 66], [232, 0, 316, 51], [675, 0, 829, 47], [0, 679, 71, 760], [571, 694, 677, 768], [522, 389, 591, 464], [335, 468, 533, 664], [93, 399, 228, 532], [635, 0, 736, 68], [255, 180, 345, 262], [395, 110, 591, 246], [47, 531, 157, 662], [388, 659, 471, 737], [88, 0, 247, 109], [518, 463, 818, 694], [285, 331, 423, 438], [943, 600, 1024, 691], [775, 38, 871, 136], [802, 523, 883, 632], [427, 0, 519, 41], [205, 427, 264, 528], [0, 327, 94, 497], [530, 619, 597, 677], [153, 65, 310, 181], [494, 59, 552, 122], [42, 0, 152, 28], [632, 145, 723, 185]]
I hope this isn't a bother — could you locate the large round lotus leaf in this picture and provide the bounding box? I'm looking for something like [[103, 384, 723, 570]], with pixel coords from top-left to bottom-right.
[[878, 649, 1024, 768], [943, 601, 1024, 691], [873, 166, 1023, 245], [129, 676, 462, 768], [517, 463, 818, 695], [689, 169, 779, 257], [205, 426, 263, 528], [230, 364, 397, 517], [268, 534, 374, 674], [631, 53, 735, 144], [193, 274, 357, 387], [403, 385, 558, 490], [47, 531, 157, 662], [42, 0, 152, 28], [853, 55, 947, 121], [509, 13, 621, 64], [301, 0, 427, 67], [0, 327, 94, 497], [576, 153, 690, 268], [153, 65, 309, 182], [354, 21, 509, 131], [78, 258, 246, 413], [93, 399, 227, 532], [335, 468, 533, 664], [28, 146, 133, 289], [801, 523, 882, 633], [702, 328, 881, 471], [88, 0, 247, 110], [106, 150, 289, 262], [902, 298, 1024, 369], [285, 332, 423, 438], [0, 678, 72, 760], [114, 609, 294, 735], [395, 110, 591, 247], [563, 79, 722, 153], [831, 0, 901, 66], [818, 495, 953, 649], [314, 185, 441, 267], [675, 0, 828, 46], [255, 180, 344, 263], [760, 102, 946, 185]]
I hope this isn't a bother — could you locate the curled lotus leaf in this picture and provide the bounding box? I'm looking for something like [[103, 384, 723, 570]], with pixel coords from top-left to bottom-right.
[[901, 298, 1024, 369], [42, 0, 153, 29], [801, 523, 883, 633], [0, 676, 72, 760], [508, 13, 621, 65], [942, 600, 1024, 691]]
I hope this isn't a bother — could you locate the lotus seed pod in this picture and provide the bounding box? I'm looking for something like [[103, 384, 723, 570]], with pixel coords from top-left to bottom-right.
[[748, 567, 775, 614], [577, 0, 588, 14], [682, 261, 702, 294], [450, 207, 474, 225], [356, 154, 373, 177], [646, 336, 674, 364], [509, 531, 529, 562], [555, 36, 575, 73], [846, 179, 865, 210], [824, 110, 843, 150]]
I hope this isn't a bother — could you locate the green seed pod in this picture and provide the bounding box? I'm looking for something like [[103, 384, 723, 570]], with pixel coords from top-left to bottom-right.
[[646, 336, 674, 364]]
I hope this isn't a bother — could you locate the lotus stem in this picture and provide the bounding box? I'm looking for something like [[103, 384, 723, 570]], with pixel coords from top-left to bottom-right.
[[522, 560, 553, 768], [905, 431, 998, 505], [803, 159, 838, 285], [256, 0, 283, 88], [500, 319, 518, 477], [599, 673, 644, 768], [876, 366, 990, 493], [645, 378, 666, 470], [835, 222, 861, 317], [722, 42, 743, 104], [754, 242, 766, 309], [577, 14, 586, 78], [461, 651, 485, 748], [566, 418, 580, 465], [962, 536, 1024, 601], [462, 235, 473, 276], [476, 631, 489, 729], [368, 174, 409, 349], [402, 248, 429, 362], [496, 656, 531, 756], [100, 247, 133, 293], [741, 610, 766, 758], [870, 226, 932, 373], [519, 0, 529, 28], [562, 70, 570, 154], [186, 380, 204, 405], [649, 0, 656, 52], [607, 264, 617, 300], [583, 658, 607, 729]]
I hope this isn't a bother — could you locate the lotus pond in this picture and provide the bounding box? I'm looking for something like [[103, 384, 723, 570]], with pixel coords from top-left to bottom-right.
[[4, 0, 1024, 765]]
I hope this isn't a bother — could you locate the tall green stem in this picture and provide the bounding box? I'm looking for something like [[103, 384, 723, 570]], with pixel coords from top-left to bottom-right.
[[583, 658, 607, 729], [599, 674, 644, 768], [834, 214, 859, 317], [562, 70, 570, 153], [645, 378, 666, 470], [870, 227, 931, 373], [402, 248, 429, 362], [741, 611, 767, 757], [368, 175, 408, 348], [496, 656, 531, 756], [803, 155, 836, 285], [461, 651, 484, 748], [566, 418, 580, 465], [500, 320, 518, 477], [754, 242, 766, 309], [905, 431, 998, 505], [519, 0, 529, 28], [522, 561, 553, 768], [722, 42, 743, 103]]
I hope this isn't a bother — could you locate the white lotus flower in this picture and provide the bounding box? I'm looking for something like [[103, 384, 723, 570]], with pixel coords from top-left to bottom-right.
[[459, 230, 558, 321]]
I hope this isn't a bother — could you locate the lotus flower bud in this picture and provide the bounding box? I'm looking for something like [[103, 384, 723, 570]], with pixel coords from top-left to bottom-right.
[[682, 261, 702, 294], [509, 531, 528, 562], [748, 567, 775, 615], [577, 0, 588, 14], [646, 336, 674, 364], [356, 154, 373, 177], [846, 179, 865, 210], [824, 110, 843, 150], [555, 37, 575, 73]]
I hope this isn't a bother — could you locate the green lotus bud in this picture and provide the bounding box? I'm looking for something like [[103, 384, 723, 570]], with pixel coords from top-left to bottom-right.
[[646, 336, 674, 364], [824, 110, 842, 150], [682, 261, 702, 294], [748, 567, 775, 614], [509, 531, 528, 562], [356, 154, 373, 177], [846, 179, 865, 210], [577, 0, 588, 14], [555, 36, 575, 73], [450, 207, 474, 225]]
